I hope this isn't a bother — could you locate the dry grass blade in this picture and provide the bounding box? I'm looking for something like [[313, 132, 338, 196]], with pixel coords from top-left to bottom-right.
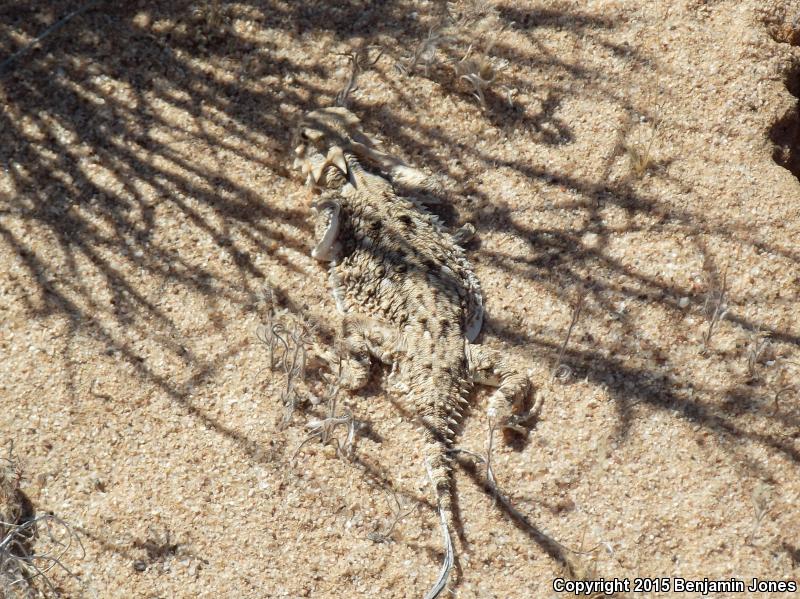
[[745, 484, 770, 546], [398, 1, 509, 110], [745, 328, 771, 380], [403, 23, 451, 76], [551, 287, 587, 382], [367, 489, 418, 544], [456, 51, 507, 108], [626, 118, 661, 178], [702, 267, 729, 353], [1, 447, 93, 598], [257, 287, 314, 425], [335, 45, 383, 107], [1, 514, 95, 598], [0, 448, 23, 536], [773, 385, 795, 415], [450, 419, 500, 506], [292, 361, 358, 461]]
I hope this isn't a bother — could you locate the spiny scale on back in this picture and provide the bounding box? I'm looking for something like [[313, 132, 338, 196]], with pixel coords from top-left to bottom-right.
[[292, 107, 524, 599], [297, 108, 483, 342]]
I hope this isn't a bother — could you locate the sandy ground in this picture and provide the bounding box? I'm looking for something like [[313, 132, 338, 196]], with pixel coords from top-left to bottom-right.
[[1, 1, 799, 597]]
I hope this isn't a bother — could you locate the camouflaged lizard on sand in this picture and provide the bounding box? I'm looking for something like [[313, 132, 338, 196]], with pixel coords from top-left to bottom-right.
[[292, 107, 535, 599]]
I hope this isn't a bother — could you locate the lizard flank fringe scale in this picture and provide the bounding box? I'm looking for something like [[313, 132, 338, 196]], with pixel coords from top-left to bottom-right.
[[293, 107, 533, 598]]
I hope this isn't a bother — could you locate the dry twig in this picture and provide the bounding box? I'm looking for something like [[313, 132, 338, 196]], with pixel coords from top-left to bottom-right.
[[292, 361, 358, 461], [1, 447, 93, 598], [773, 385, 795, 415], [702, 267, 729, 352], [402, 23, 451, 76], [449, 419, 590, 579], [367, 489, 418, 543], [746, 328, 771, 380], [455, 48, 508, 108], [336, 45, 383, 107], [0, 1, 100, 77], [257, 287, 313, 425], [551, 288, 587, 382], [1, 514, 94, 598]]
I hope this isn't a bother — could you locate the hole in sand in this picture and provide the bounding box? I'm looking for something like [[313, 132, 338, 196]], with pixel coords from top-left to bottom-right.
[[769, 63, 800, 179], [767, 15, 800, 179]]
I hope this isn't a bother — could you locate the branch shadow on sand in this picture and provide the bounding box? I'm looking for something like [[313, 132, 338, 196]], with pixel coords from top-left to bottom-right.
[[1, 0, 799, 588]]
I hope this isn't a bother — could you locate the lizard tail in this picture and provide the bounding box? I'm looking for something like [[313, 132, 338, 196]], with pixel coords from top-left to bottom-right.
[[423, 446, 455, 599], [411, 339, 469, 598], [425, 502, 454, 599], [420, 393, 466, 599], [425, 478, 455, 599]]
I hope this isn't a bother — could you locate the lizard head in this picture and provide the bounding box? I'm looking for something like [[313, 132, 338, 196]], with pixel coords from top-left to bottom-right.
[[292, 107, 362, 188], [294, 107, 437, 196]]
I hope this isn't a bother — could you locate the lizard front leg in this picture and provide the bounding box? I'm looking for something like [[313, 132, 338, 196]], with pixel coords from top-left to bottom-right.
[[312, 314, 404, 391], [466, 344, 532, 434], [310, 194, 342, 262]]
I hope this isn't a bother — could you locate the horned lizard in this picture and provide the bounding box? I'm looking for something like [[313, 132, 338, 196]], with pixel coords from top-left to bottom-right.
[[293, 107, 534, 598]]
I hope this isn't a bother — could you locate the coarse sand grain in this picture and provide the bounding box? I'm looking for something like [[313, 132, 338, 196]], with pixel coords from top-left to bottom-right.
[[1, 1, 799, 597]]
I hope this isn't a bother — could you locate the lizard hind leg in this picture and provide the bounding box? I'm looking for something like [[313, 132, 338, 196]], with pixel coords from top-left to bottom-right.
[[452, 223, 476, 246], [330, 314, 404, 392], [466, 344, 533, 434]]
